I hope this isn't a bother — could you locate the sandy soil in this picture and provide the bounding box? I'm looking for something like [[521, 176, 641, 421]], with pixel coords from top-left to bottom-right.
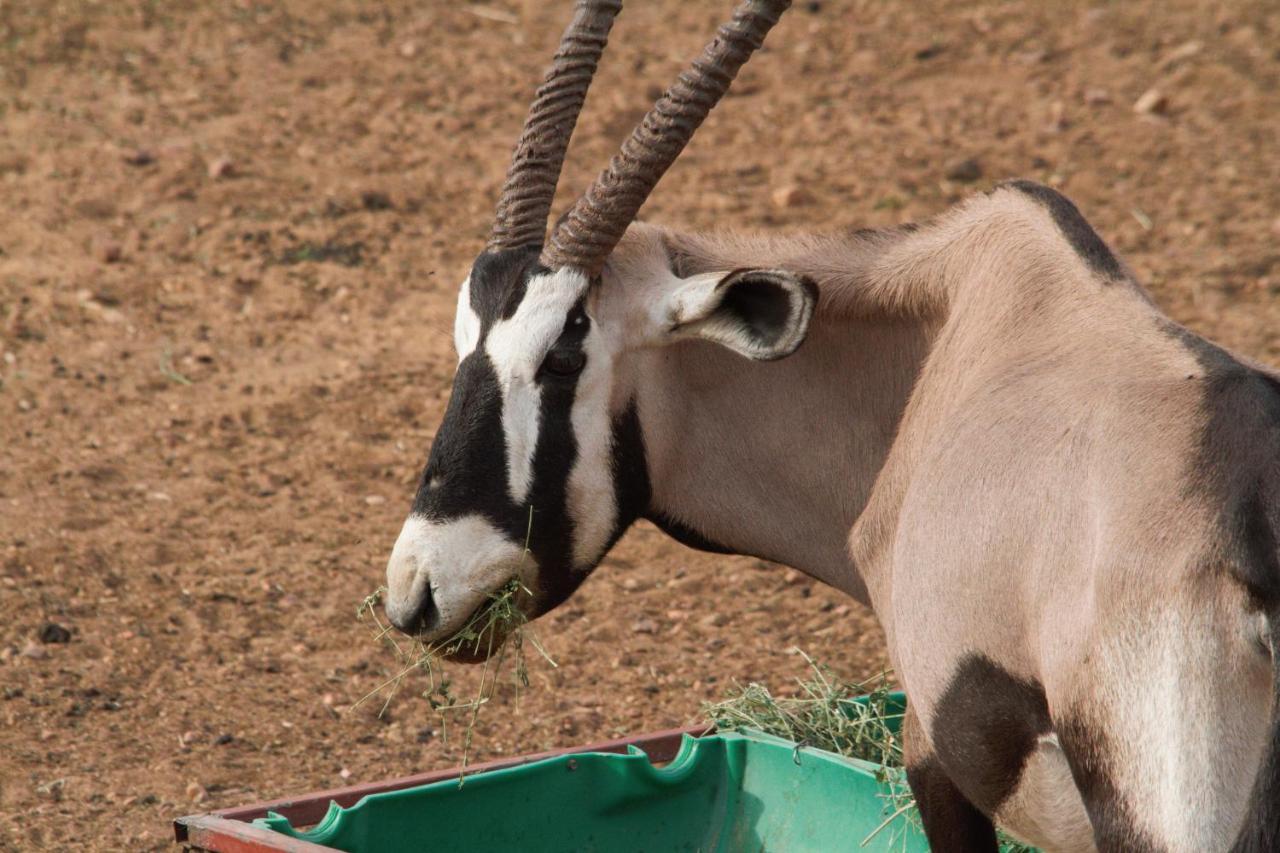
[[0, 0, 1276, 848]]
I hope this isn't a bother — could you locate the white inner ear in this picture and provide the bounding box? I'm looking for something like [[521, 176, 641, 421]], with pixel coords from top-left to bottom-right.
[[662, 269, 813, 361]]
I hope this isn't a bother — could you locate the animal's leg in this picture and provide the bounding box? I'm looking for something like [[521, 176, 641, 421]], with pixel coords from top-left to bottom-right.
[[903, 705, 999, 853]]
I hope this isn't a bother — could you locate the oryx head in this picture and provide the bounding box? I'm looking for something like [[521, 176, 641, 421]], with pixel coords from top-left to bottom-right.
[[385, 0, 813, 653]]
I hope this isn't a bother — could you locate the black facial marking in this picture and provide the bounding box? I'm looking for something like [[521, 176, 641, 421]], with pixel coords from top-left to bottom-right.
[[1004, 179, 1125, 281], [1056, 715, 1163, 852], [610, 402, 653, 535], [521, 342, 583, 609], [931, 655, 1050, 816], [467, 247, 544, 325], [413, 354, 510, 522], [609, 401, 737, 555]]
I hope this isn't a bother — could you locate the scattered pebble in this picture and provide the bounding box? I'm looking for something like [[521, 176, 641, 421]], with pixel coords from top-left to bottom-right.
[[631, 617, 658, 635], [207, 157, 235, 179], [338, 767, 352, 780], [944, 157, 983, 183], [1083, 87, 1112, 106], [185, 782, 207, 804], [1160, 40, 1202, 69], [1133, 88, 1168, 115], [399, 41, 419, 58], [22, 642, 48, 660], [771, 184, 811, 209], [38, 623, 72, 644], [783, 569, 806, 585], [121, 148, 154, 167], [360, 190, 393, 211], [364, 495, 386, 506], [621, 578, 640, 591]]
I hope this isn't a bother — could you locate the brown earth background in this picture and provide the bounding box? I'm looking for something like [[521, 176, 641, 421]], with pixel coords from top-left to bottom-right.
[[1, 0, 1277, 849]]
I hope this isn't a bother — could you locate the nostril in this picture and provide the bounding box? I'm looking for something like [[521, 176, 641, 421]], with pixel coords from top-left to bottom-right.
[[388, 587, 436, 635]]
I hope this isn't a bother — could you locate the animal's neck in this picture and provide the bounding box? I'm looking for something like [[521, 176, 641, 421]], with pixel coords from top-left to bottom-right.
[[621, 227, 935, 603]]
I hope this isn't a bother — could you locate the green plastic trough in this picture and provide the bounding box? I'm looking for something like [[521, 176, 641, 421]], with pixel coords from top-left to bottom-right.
[[256, 728, 926, 852], [175, 692, 936, 852]]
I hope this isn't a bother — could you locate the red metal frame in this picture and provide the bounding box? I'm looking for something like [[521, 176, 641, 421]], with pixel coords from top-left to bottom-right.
[[174, 724, 713, 852]]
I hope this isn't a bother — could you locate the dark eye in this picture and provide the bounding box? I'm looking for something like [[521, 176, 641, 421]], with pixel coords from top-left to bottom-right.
[[542, 349, 585, 378]]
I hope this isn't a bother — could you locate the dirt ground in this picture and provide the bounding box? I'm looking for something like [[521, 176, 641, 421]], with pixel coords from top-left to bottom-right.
[[0, 0, 1276, 848]]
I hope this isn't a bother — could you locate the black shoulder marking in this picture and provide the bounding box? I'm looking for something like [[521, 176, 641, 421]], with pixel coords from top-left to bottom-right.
[[1162, 318, 1280, 606], [905, 758, 998, 851], [1158, 318, 1239, 375], [1232, 637, 1280, 852], [1057, 715, 1163, 852], [931, 654, 1050, 815], [1238, 487, 1280, 607], [1003, 179, 1125, 281]]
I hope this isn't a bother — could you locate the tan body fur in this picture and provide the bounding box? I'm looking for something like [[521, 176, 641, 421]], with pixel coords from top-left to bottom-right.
[[601, 185, 1278, 851]]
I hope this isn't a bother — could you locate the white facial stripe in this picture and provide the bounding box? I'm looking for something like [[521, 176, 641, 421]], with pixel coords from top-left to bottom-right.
[[485, 268, 591, 503], [385, 513, 530, 641], [454, 276, 481, 360], [567, 320, 619, 569]]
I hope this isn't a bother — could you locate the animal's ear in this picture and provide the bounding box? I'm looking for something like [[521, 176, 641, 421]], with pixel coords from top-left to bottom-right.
[[661, 268, 818, 360]]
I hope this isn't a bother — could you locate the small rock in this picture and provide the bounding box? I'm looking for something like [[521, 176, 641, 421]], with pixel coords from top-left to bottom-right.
[[214, 733, 234, 746], [399, 41, 418, 58], [1083, 87, 1112, 106], [1133, 88, 1168, 115], [1160, 40, 1202, 69], [631, 618, 658, 635], [364, 495, 386, 506], [121, 148, 154, 167], [914, 42, 945, 61], [944, 157, 983, 183], [39, 623, 72, 644], [360, 190, 393, 211], [621, 578, 640, 592], [93, 239, 123, 264], [207, 157, 235, 179], [338, 768, 352, 780], [771, 184, 812, 209], [185, 782, 207, 804], [415, 727, 434, 744], [21, 642, 48, 660], [783, 569, 806, 586], [192, 342, 215, 364]]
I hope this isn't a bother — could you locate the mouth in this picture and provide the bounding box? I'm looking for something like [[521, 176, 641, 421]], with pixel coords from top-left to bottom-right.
[[414, 579, 530, 664]]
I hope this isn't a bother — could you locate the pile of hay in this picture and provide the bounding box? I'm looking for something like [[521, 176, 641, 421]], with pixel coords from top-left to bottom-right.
[[703, 651, 1036, 853], [355, 579, 554, 773]]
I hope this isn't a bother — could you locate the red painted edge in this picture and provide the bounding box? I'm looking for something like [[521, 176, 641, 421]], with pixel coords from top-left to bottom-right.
[[178, 816, 339, 852], [174, 724, 712, 851]]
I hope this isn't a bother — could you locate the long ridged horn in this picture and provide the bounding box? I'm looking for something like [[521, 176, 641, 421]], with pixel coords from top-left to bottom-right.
[[488, 0, 624, 252], [542, 0, 790, 274]]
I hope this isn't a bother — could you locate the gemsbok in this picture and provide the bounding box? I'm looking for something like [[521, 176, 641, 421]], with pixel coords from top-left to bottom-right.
[[381, 1, 1280, 850]]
